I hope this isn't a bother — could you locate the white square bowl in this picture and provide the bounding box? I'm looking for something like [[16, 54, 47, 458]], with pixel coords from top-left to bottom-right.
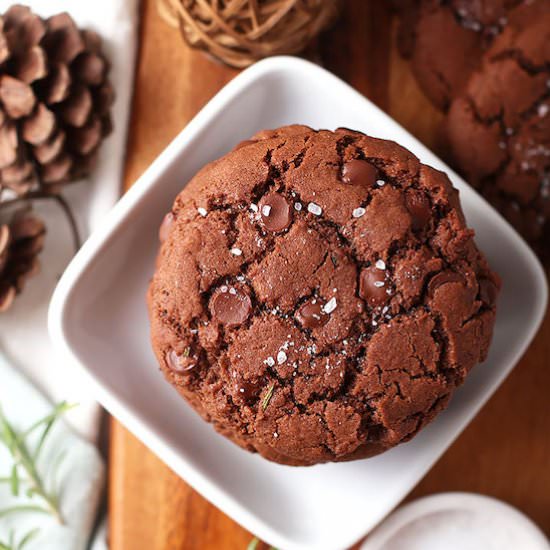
[[49, 57, 548, 550]]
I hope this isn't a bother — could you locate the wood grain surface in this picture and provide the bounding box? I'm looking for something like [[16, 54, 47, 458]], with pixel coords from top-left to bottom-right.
[[111, 1, 550, 548]]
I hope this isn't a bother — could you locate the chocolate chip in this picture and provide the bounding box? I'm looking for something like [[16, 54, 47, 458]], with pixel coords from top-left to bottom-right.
[[359, 267, 389, 307], [296, 299, 329, 329], [210, 286, 252, 327], [166, 349, 196, 373], [405, 190, 431, 231], [234, 377, 261, 405], [342, 159, 378, 187], [428, 271, 464, 297], [479, 278, 498, 306], [259, 193, 292, 232], [159, 212, 174, 242]]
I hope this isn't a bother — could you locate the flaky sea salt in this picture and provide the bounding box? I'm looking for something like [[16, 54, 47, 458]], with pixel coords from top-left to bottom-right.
[[262, 204, 272, 217], [308, 202, 322, 216], [376, 180, 386, 187], [277, 351, 287, 364], [294, 202, 302, 211], [197, 207, 207, 217], [230, 247, 242, 256], [323, 297, 337, 314], [250, 203, 258, 213], [265, 356, 275, 367], [538, 104, 549, 118], [352, 207, 366, 218], [374, 281, 385, 288], [375, 259, 386, 270]]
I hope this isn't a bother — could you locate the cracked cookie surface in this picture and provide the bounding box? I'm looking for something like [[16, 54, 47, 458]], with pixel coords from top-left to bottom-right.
[[397, 0, 526, 110], [446, 0, 550, 259], [147, 125, 500, 466]]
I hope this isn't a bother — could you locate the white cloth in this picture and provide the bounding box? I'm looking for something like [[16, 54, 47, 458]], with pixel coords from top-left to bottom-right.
[[0, 356, 105, 550], [0, 1, 139, 548], [0, 0, 139, 440]]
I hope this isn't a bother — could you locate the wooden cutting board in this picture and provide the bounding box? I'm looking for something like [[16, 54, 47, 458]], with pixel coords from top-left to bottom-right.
[[112, 1, 550, 547]]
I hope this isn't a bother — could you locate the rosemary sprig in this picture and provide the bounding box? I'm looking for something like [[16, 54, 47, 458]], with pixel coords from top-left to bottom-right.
[[0, 527, 39, 550], [0, 505, 50, 519], [261, 383, 275, 411], [0, 401, 76, 524], [247, 537, 278, 550]]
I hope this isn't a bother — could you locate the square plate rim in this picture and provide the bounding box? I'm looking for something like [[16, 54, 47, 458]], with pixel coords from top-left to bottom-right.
[[48, 56, 548, 550]]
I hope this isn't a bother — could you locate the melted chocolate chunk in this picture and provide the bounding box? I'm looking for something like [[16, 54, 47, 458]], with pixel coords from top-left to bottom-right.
[[359, 266, 389, 307], [428, 271, 464, 297], [166, 349, 196, 373], [234, 377, 261, 405], [159, 212, 174, 242], [296, 298, 329, 329], [210, 286, 252, 327], [342, 159, 378, 187], [259, 193, 292, 232], [405, 190, 431, 231]]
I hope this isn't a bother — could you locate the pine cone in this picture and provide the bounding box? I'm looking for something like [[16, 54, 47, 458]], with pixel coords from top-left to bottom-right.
[[0, 5, 114, 197], [0, 209, 45, 311]]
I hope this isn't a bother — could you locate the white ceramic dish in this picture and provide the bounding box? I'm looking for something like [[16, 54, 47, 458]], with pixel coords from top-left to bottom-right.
[[49, 57, 548, 550], [361, 493, 550, 550]]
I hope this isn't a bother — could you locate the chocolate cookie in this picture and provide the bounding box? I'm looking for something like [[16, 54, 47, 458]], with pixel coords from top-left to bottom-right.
[[147, 125, 500, 466], [446, 0, 550, 258], [397, 0, 525, 110]]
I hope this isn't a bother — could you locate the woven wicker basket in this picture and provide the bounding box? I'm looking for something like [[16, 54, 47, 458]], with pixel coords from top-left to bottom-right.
[[158, 0, 340, 68]]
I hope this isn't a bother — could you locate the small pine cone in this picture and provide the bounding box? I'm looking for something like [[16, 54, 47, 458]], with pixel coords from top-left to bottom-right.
[[0, 5, 114, 197], [0, 209, 45, 311]]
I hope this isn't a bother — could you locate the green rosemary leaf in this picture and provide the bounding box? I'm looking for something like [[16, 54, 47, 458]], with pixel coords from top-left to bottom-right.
[[0, 504, 50, 518], [0, 401, 76, 524], [17, 528, 40, 550], [9, 464, 19, 496], [33, 416, 58, 462], [25, 401, 76, 461], [261, 383, 275, 411], [246, 538, 279, 550], [0, 528, 40, 550], [20, 401, 74, 438], [0, 409, 18, 454]]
